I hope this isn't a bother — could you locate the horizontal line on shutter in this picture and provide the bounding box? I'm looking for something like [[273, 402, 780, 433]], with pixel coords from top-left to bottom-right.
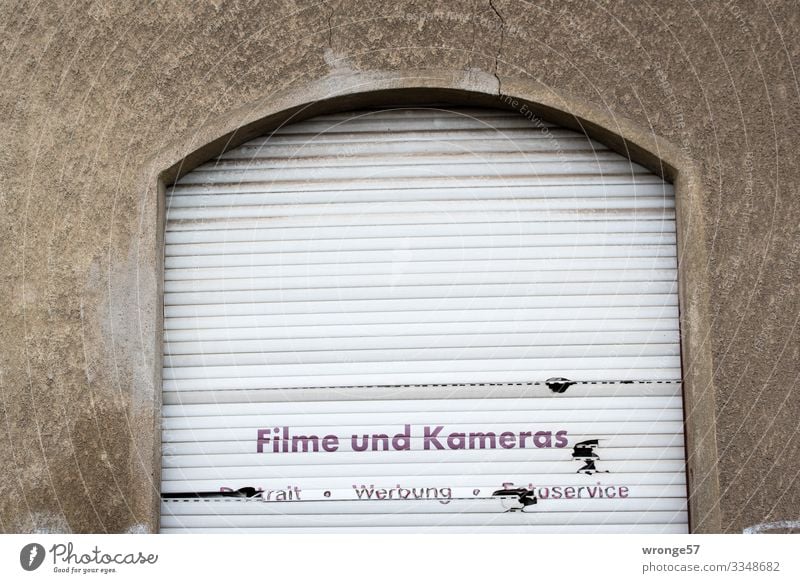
[[165, 231, 677, 251], [162, 405, 684, 429], [225, 140, 608, 159], [160, 475, 687, 491], [163, 384, 682, 405], [164, 223, 677, 245], [164, 270, 679, 285], [162, 435, 684, 456], [162, 462, 686, 483], [165, 213, 676, 228], [163, 259, 680, 280], [172, 175, 668, 194], [165, 220, 676, 235], [164, 246, 677, 261], [233, 138, 604, 154], [240, 129, 595, 146], [164, 292, 677, 314], [163, 441, 685, 460], [162, 420, 685, 442], [207, 147, 624, 162], [163, 346, 681, 368], [197, 151, 632, 171], [163, 395, 683, 417], [160, 496, 686, 507], [167, 186, 672, 204], [297, 109, 549, 120], [160, 525, 688, 533], [158, 518, 689, 529], [165, 250, 678, 270], [164, 338, 679, 357], [167, 216, 677, 236], [220, 141, 609, 160], [161, 473, 686, 491], [164, 322, 678, 342], [196, 179, 653, 198], [164, 306, 678, 323], [161, 500, 687, 515], [163, 274, 678, 295], [164, 283, 679, 297], [165, 232, 677, 254], [176, 164, 653, 187], [170, 177, 671, 193], [161, 483, 686, 497], [162, 455, 687, 471], [161, 479, 687, 495], [273, 109, 552, 121], [164, 352, 680, 370], [263, 116, 562, 132], [254, 124, 573, 138], [184, 164, 651, 182], [162, 456, 686, 470], [242, 129, 596, 144], [163, 408, 685, 424], [163, 395, 682, 417], [300, 108, 547, 117], [165, 243, 678, 260], [167, 208, 675, 223], [164, 326, 679, 338], [162, 453, 687, 468], [163, 428, 683, 447], [163, 369, 683, 388], [259, 120, 557, 134], [159, 508, 687, 520], [162, 441, 686, 459], [164, 325, 679, 340], [162, 448, 686, 468], [163, 280, 664, 296], [161, 526, 687, 535], [158, 514, 688, 530], [165, 292, 680, 310], [225, 133, 596, 151], [163, 438, 685, 453], [163, 354, 682, 379], [168, 225, 676, 243], [164, 370, 683, 391]]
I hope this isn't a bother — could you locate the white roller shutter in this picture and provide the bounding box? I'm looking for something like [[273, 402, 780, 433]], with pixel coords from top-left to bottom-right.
[[161, 107, 687, 533]]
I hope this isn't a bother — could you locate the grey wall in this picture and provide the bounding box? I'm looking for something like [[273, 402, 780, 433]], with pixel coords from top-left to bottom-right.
[[0, 0, 798, 534]]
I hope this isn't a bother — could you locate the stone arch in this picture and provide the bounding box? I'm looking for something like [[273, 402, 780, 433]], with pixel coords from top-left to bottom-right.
[[133, 70, 719, 533]]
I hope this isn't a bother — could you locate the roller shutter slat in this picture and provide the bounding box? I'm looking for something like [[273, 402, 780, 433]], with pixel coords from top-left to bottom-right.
[[162, 405, 684, 429], [161, 473, 686, 492], [160, 525, 689, 533], [162, 446, 686, 467], [163, 395, 682, 417], [162, 433, 684, 455], [169, 177, 671, 197]]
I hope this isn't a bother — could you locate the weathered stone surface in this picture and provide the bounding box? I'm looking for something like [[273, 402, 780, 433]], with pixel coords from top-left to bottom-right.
[[0, 1, 797, 533]]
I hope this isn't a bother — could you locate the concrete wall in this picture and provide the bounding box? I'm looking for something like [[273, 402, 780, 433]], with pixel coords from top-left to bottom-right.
[[1, 0, 797, 534]]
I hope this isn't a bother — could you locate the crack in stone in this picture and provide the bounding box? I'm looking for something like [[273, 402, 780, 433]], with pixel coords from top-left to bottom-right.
[[468, 0, 478, 71], [487, 0, 505, 96], [326, 1, 335, 50]]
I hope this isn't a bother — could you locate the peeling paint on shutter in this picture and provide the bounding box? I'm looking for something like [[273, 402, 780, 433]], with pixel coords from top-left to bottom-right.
[[160, 107, 687, 533]]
